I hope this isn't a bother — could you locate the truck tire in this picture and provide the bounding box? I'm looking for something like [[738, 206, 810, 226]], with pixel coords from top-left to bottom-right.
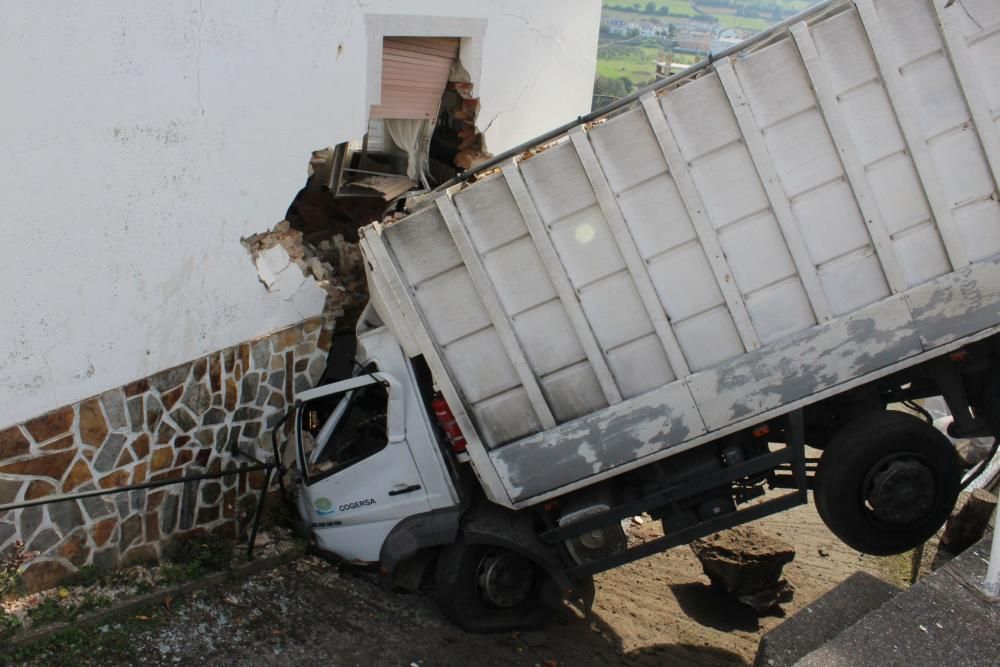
[[814, 410, 961, 556], [433, 539, 555, 633]]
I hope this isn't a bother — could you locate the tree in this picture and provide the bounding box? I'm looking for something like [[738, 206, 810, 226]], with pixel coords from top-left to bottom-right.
[[657, 6, 670, 15], [644, 1, 656, 13]]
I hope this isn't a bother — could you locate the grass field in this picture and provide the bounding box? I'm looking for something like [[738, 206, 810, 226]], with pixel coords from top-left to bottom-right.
[[597, 0, 820, 88]]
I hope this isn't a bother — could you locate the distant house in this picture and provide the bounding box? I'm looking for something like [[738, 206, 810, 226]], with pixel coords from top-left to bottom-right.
[[608, 18, 628, 36], [638, 22, 657, 38], [711, 35, 742, 54]]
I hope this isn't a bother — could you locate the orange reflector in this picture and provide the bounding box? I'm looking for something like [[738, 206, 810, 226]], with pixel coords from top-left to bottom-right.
[[950, 350, 967, 361], [752, 424, 770, 438]]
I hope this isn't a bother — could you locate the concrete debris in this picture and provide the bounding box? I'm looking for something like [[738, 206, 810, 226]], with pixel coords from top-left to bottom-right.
[[690, 524, 796, 614], [243, 220, 365, 318]]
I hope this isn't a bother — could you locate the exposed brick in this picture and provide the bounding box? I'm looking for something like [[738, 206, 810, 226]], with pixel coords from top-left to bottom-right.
[[23, 407, 74, 443]]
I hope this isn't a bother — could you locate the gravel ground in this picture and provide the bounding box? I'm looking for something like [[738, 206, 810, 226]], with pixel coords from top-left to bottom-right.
[[7, 497, 915, 667]]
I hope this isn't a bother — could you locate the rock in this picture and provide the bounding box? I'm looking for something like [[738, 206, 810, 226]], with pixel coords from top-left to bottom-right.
[[203, 408, 227, 425], [79, 398, 109, 446], [92, 518, 118, 547], [193, 358, 207, 381], [182, 383, 213, 416], [98, 469, 129, 489], [100, 388, 128, 429], [210, 355, 223, 392], [40, 435, 74, 451], [122, 544, 158, 566], [127, 396, 144, 433], [234, 407, 262, 422], [124, 378, 149, 397], [94, 433, 128, 473], [19, 505, 43, 540], [171, 407, 198, 433], [58, 532, 90, 567], [690, 524, 796, 614], [120, 514, 143, 549], [0, 479, 22, 505], [241, 373, 260, 405], [224, 378, 238, 411], [151, 363, 192, 392], [151, 447, 173, 472], [0, 427, 30, 460], [23, 407, 75, 444], [25, 480, 55, 500], [252, 339, 270, 369], [161, 494, 179, 534], [161, 386, 184, 410], [201, 482, 222, 505], [21, 559, 71, 593], [29, 528, 60, 554], [194, 429, 214, 448], [0, 450, 75, 480], [818, 547, 830, 558], [157, 421, 176, 444], [132, 433, 151, 459], [146, 394, 164, 432]]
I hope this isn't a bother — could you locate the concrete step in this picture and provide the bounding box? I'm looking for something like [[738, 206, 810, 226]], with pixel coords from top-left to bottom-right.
[[753, 571, 901, 667]]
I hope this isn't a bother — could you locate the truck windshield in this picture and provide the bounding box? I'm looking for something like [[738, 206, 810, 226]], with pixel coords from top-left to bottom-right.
[[299, 381, 389, 483]]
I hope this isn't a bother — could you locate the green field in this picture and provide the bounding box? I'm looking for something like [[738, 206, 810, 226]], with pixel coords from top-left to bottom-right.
[[596, 0, 820, 92]]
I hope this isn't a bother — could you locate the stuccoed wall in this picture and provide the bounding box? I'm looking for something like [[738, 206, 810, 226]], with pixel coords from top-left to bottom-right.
[[0, 317, 332, 592], [0, 0, 601, 430]]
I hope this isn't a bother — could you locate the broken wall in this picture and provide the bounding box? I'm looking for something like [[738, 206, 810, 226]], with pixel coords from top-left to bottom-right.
[[0, 0, 602, 431]]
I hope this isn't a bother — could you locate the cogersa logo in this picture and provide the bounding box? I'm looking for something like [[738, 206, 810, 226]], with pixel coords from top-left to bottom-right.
[[314, 497, 336, 517]]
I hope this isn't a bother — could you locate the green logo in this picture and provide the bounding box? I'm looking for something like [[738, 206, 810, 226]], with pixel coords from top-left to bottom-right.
[[314, 497, 336, 516]]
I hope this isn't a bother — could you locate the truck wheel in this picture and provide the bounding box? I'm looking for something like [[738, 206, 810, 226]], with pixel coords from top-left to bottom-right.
[[433, 539, 555, 633], [814, 410, 961, 556]]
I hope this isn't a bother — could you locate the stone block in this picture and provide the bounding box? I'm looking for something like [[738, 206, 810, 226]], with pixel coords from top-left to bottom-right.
[[157, 421, 176, 444], [201, 482, 222, 505], [124, 378, 149, 397], [174, 450, 193, 467], [224, 378, 238, 411], [116, 447, 134, 467], [294, 374, 312, 394], [161, 386, 183, 410], [0, 480, 22, 505], [197, 505, 220, 525], [79, 398, 109, 446], [182, 383, 212, 416], [122, 544, 158, 566], [146, 394, 163, 431], [171, 407, 197, 432], [120, 514, 142, 549], [126, 396, 144, 433], [150, 363, 192, 393], [21, 559, 71, 593], [92, 518, 117, 547], [0, 449, 74, 480], [18, 506, 42, 540], [80, 489, 115, 520], [151, 447, 173, 472], [48, 499, 85, 534], [202, 408, 226, 425], [161, 494, 179, 534], [94, 433, 127, 473], [194, 429, 214, 448], [241, 373, 260, 405], [29, 528, 60, 554], [0, 426, 30, 460], [92, 548, 119, 573], [58, 532, 90, 567], [193, 358, 207, 381], [25, 480, 55, 500], [23, 407, 74, 444], [239, 343, 251, 372], [40, 434, 74, 451], [234, 407, 261, 422], [251, 339, 270, 369], [100, 388, 128, 429], [98, 469, 129, 489], [209, 355, 222, 392], [132, 433, 150, 459], [145, 511, 160, 543], [130, 489, 146, 512], [132, 462, 147, 484], [63, 459, 93, 492]]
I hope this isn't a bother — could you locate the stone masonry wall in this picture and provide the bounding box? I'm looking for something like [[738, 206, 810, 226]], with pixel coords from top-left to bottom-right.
[[0, 315, 333, 592]]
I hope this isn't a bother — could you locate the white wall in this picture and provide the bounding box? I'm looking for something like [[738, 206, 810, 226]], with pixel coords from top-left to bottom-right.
[[0, 0, 601, 428]]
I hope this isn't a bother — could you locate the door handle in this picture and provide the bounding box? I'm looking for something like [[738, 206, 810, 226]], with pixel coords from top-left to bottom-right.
[[388, 484, 422, 496]]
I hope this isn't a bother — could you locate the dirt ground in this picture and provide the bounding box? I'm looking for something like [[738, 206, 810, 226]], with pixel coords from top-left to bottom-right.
[[10, 492, 916, 667]]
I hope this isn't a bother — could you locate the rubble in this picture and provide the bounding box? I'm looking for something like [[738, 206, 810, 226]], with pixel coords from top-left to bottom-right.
[[690, 524, 796, 614]]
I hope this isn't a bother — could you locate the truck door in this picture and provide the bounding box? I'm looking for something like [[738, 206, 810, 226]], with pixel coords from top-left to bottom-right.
[[294, 371, 432, 562]]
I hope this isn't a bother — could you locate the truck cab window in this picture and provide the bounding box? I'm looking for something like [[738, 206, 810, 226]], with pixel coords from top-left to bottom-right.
[[299, 380, 389, 483]]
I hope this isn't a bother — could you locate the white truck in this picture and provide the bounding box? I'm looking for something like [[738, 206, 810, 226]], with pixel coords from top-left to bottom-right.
[[285, 0, 1000, 631]]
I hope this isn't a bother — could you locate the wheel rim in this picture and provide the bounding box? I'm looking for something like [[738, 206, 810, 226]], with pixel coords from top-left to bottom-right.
[[860, 452, 936, 529], [476, 549, 534, 608]]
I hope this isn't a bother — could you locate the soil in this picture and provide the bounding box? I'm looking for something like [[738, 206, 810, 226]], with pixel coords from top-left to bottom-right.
[[11, 495, 915, 667]]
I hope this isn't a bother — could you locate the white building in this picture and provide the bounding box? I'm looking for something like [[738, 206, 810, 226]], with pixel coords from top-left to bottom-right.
[[0, 0, 602, 430]]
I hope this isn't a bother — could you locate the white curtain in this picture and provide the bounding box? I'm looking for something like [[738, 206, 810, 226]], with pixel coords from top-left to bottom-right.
[[384, 118, 431, 182]]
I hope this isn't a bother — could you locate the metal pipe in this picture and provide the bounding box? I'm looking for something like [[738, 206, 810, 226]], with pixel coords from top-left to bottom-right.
[[433, 0, 843, 192], [984, 513, 1000, 597], [0, 462, 273, 514]]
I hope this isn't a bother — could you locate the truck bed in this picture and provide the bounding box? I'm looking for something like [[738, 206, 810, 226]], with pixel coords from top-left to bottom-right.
[[360, 0, 1000, 507]]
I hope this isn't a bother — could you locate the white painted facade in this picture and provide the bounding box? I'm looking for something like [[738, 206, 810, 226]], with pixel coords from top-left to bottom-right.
[[0, 0, 602, 429]]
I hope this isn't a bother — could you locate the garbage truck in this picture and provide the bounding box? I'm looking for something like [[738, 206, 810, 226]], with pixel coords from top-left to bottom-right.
[[284, 0, 1000, 631]]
